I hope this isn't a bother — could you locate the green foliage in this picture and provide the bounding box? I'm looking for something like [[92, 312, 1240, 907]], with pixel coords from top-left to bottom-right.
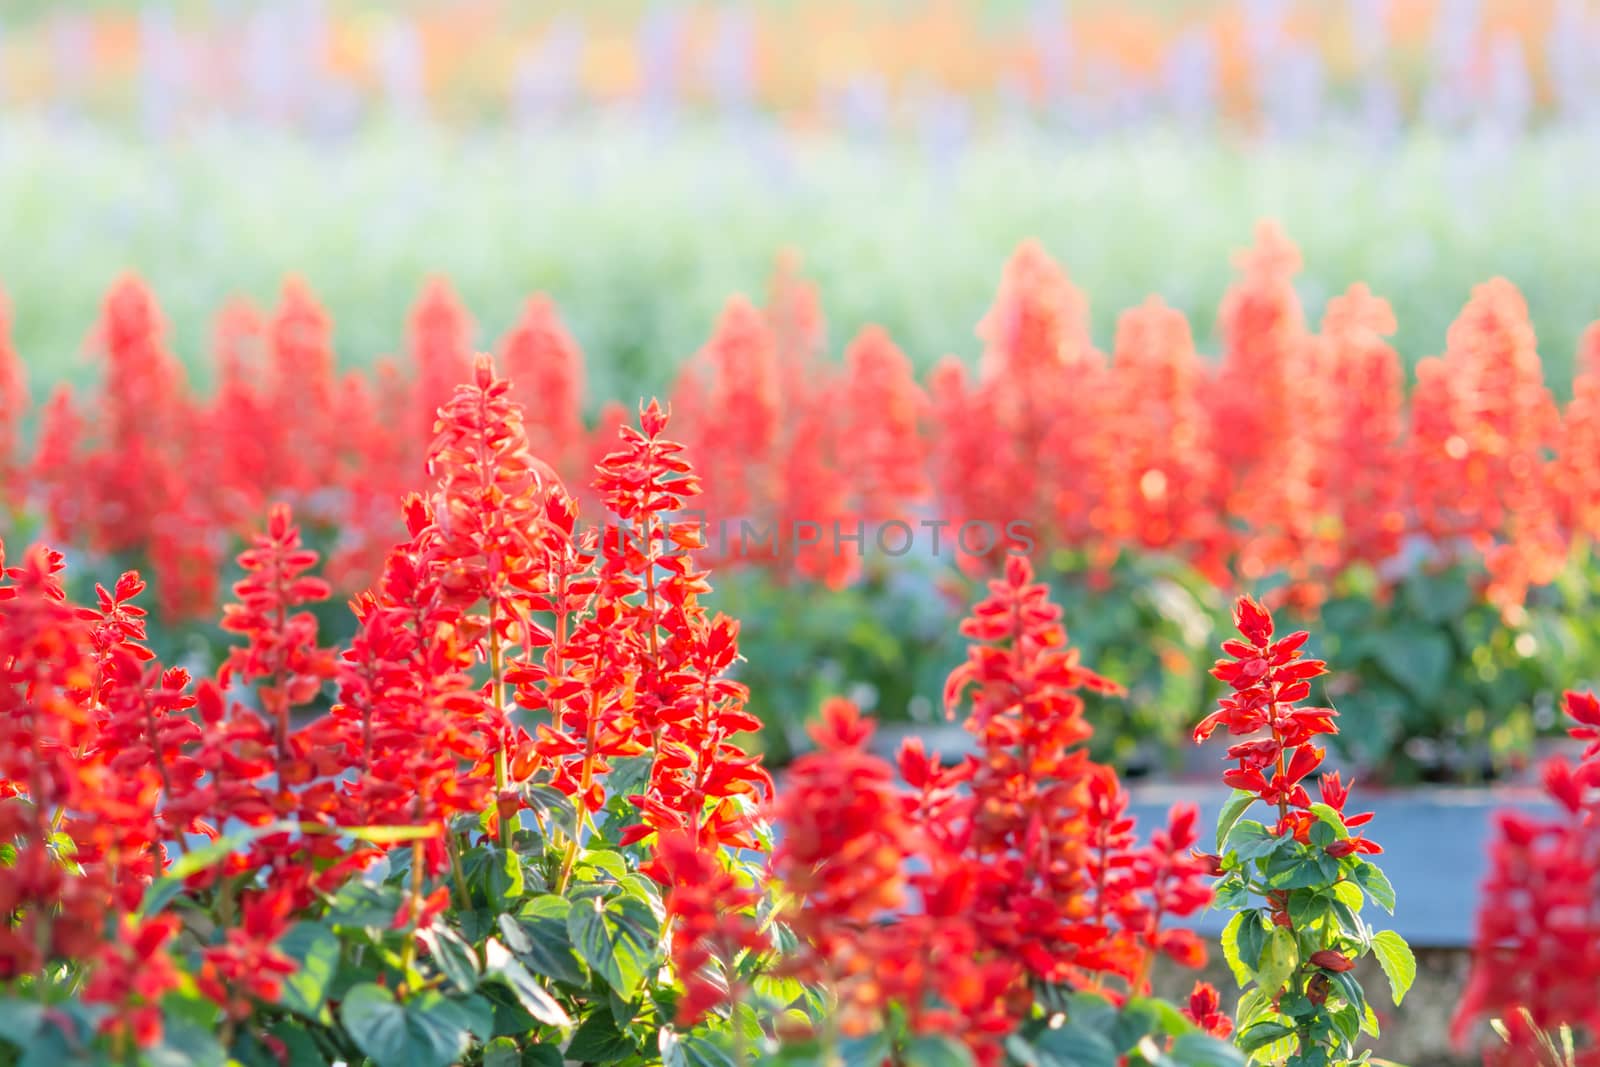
[[1003, 992, 1244, 1067], [1211, 804, 1416, 1065], [1310, 552, 1600, 783]]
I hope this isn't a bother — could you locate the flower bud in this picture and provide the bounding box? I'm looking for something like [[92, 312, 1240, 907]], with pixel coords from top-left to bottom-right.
[[1310, 949, 1355, 972]]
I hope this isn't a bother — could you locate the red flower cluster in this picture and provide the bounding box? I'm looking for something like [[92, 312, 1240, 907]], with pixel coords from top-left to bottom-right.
[[770, 557, 1214, 1062], [1, 541, 186, 1046], [1196, 596, 1381, 861], [1454, 690, 1600, 1063], [5, 231, 1598, 625], [642, 829, 765, 1026], [1, 355, 781, 1050]]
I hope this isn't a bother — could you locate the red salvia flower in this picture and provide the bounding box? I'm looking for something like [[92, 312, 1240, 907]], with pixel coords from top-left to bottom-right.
[[1097, 297, 1229, 580], [642, 830, 764, 1025], [1196, 596, 1345, 847], [1455, 689, 1600, 1059], [1183, 981, 1233, 1039], [409, 277, 475, 446], [498, 295, 587, 486]]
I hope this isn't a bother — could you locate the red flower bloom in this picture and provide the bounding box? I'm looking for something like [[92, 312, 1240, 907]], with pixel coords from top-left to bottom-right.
[[1183, 981, 1233, 1039], [1455, 688, 1600, 1058]]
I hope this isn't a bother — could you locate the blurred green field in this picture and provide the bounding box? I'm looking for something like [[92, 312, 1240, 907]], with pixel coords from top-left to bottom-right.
[[4, 121, 1599, 408]]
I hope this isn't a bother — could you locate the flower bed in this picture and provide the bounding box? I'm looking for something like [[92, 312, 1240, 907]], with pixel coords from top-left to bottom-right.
[[6, 355, 1600, 1064], [5, 225, 1600, 782]]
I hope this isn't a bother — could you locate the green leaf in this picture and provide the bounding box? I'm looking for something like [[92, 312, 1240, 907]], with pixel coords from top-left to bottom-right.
[[837, 1032, 894, 1067], [505, 899, 587, 988], [1329, 970, 1364, 1017], [1404, 570, 1474, 625], [482, 938, 573, 1027], [1265, 848, 1339, 890], [327, 881, 407, 930], [1212, 877, 1250, 911], [1215, 790, 1257, 852], [1353, 863, 1396, 914], [1288, 893, 1328, 931], [141, 1015, 227, 1067], [576, 849, 630, 882], [1328, 880, 1365, 912], [1307, 804, 1349, 840], [1008, 1022, 1118, 1067], [1237, 913, 1268, 973], [901, 1034, 978, 1067], [1256, 926, 1298, 996], [264, 1022, 329, 1067], [1125, 996, 1194, 1042], [1237, 1021, 1296, 1053], [567, 893, 657, 1000], [565, 1005, 635, 1063], [276, 922, 341, 1019], [1166, 1033, 1247, 1066], [605, 755, 654, 802], [1108, 1001, 1158, 1053], [484, 846, 526, 904], [522, 1044, 565, 1067], [680, 1034, 739, 1067], [1370, 931, 1416, 1006], [0, 999, 46, 1046], [339, 984, 475, 1067], [420, 924, 480, 994], [483, 1038, 521, 1067], [1328, 1004, 1361, 1045], [1219, 913, 1250, 987], [1224, 821, 1279, 863], [1375, 630, 1452, 703]]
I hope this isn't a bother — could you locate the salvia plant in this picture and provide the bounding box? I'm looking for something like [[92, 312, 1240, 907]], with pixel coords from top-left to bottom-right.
[[0, 356, 1254, 1067], [1194, 597, 1415, 1066], [8, 228, 1600, 782], [4, 344, 1600, 1067]]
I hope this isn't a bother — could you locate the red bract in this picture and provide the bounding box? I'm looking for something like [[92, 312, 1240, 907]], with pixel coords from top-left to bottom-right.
[[1411, 280, 1563, 614], [11, 243, 1600, 629], [1554, 322, 1600, 545], [1097, 297, 1228, 579], [1195, 595, 1344, 842], [0, 542, 179, 1042], [836, 325, 928, 522], [498, 295, 586, 487], [933, 242, 1106, 561], [643, 830, 764, 1025], [1211, 224, 1338, 608], [410, 277, 475, 445], [219, 503, 336, 762], [673, 297, 782, 523], [588, 401, 772, 851], [1321, 285, 1407, 577], [265, 279, 341, 502], [1183, 981, 1233, 1039]]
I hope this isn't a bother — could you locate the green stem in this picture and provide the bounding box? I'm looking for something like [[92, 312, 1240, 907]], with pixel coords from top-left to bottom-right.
[[399, 839, 426, 992], [448, 834, 472, 908]]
